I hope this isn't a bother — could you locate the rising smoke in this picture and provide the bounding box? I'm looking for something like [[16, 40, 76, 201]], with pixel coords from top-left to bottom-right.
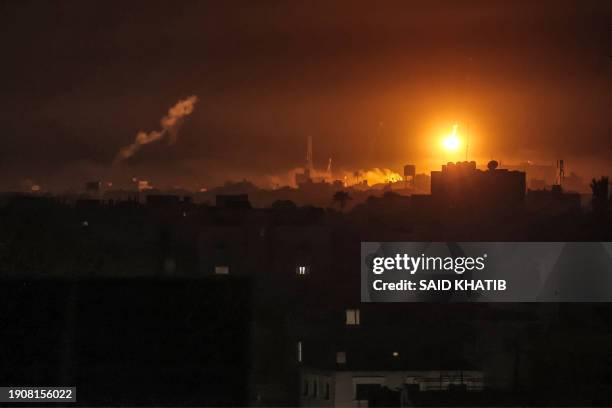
[[345, 168, 403, 186], [261, 167, 403, 189], [115, 95, 198, 162]]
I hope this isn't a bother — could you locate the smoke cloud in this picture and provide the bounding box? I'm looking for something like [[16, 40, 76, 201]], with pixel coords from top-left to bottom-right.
[[115, 95, 198, 162], [341, 168, 403, 186], [260, 167, 404, 189]]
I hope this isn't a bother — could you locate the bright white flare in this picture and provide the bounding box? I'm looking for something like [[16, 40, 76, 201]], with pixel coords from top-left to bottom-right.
[[442, 124, 461, 152]]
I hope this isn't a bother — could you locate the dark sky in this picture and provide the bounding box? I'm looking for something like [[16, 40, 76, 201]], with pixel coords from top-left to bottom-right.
[[1, 0, 611, 190]]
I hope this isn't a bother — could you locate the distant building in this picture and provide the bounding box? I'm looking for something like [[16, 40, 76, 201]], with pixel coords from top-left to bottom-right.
[[146, 194, 181, 207], [431, 161, 525, 209], [503, 162, 556, 185], [563, 172, 589, 193], [295, 168, 312, 186], [299, 368, 484, 407], [526, 188, 581, 215], [295, 169, 333, 187], [85, 181, 102, 193], [529, 179, 547, 190], [75, 198, 101, 210], [412, 173, 431, 194], [294, 135, 333, 187], [215, 194, 252, 209]]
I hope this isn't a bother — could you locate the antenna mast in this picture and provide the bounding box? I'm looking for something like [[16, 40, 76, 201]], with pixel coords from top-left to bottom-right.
[[465, 123, 470, 161], [306, 135, 313, 171]]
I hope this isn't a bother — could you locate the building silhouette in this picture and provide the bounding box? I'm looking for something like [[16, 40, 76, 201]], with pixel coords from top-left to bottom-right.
[[431, 161, 525, 209]]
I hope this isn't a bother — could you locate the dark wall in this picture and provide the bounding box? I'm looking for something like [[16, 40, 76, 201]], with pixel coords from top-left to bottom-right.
[[0, 278, 252, 406]]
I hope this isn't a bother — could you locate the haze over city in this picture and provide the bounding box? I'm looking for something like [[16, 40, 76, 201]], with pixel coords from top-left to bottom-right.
[[4, 2, 612, 406], [1, 0, 611, 191]]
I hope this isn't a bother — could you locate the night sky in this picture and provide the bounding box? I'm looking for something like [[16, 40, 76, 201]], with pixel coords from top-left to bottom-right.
[[1, 0, 611, 190]]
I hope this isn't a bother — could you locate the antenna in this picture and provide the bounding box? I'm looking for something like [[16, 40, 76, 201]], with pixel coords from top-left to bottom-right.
[[306, 135, 313, 171], [465, 123, 470, 161], [557, 159, 565, 186]]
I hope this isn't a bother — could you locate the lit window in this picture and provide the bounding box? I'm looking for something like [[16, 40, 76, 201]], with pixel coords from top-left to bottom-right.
[[297, 341, 303, 362], [214, 266, 229, 275], [336, 351, 346, 364], [346, 309, 360, 325], [296, 265, 310, 275]]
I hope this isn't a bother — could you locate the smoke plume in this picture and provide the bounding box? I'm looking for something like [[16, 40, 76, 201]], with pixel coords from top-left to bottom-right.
[[341, 168, 403, 187], [260, 167, 403, 189], [115, 95, 198, 162]]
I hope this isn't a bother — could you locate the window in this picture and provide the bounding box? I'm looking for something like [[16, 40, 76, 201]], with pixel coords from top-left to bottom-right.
[[296, 265, 310, 275], [324, 382, 330, 400], [336, 351, 346, 364], [214, 266, 229, 275], [302, 379, 309, 396], [297, 341, 303, 362], [346, 309, 360, 325]]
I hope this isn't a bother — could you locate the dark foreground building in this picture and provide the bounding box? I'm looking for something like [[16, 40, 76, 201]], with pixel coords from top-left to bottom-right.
[[1, 177, 612, 406], [431, 161, 526, 209], [0, 278, 252, 406]]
